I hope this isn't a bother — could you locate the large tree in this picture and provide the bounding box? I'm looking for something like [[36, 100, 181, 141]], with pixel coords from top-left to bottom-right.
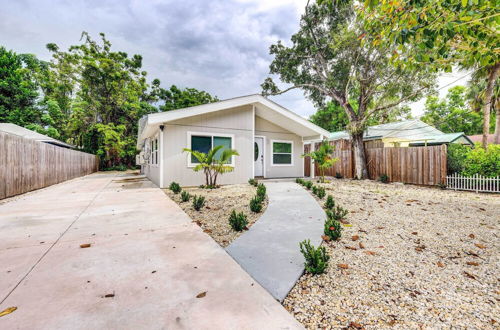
[[262, 1, 435, 178], [159, 85, 218, 111], [361, 0, 499, 146], [421, 86, 483, 135]]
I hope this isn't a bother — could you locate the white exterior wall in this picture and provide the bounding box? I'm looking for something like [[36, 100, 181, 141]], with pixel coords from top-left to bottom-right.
[[255, 116, 304, 178], [162, 105, 254, 187], [141, 133, 161, 187]]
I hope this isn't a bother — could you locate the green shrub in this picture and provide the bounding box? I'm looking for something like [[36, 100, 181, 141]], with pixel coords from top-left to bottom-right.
[[462, 144, 500, 177], [304, 181, 313, 189], [447, 144, 469, 175], [169, 182, 182, 194], [335, 172, 343, 179], [324, 217, 342, 240], [248, 178, 258, 186], [299, 239, 330, 275], [192, 195, 205, 211], [256, 183, 266, 201], [312, 185, 318, 194], [379, 174, 389, 183], [249, 196, 263, 213], [180, 191, 191, 202], [316, 186, 326, 199], [324, 195, 335, 209], [295, 178, 304, 184], [327, 205, 348, 221], [229, 210, 248, 231]]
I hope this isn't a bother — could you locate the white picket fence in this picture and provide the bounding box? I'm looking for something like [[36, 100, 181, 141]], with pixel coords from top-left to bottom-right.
[[446, 173, 500, 193]]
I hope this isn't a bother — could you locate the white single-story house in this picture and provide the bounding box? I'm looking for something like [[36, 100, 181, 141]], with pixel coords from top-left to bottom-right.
[[136, 94, 329, 187]]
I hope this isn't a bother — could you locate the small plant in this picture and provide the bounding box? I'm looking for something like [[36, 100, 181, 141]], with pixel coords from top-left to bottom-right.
[[256, 183, 266, 201], [248, 178, 258, 186], [379, 174, 389, 183], [304, 181, 313, 189], [192, 195, 205, 211], [249, 196, 263, 213], [180, 191, 191, 202], [312, 185, 318, 195], [229, 210, 248, 231], [295, 178, 304, 184], [299, 239, 330, 275], [327, 205, 349, 221], [169, 182, 181, 194], [437, 182, 447, 190], [335, 172, 343, 179], [324, 217, 342, 240], [316, 186, 326, 199], [324, 195, 335, 209]]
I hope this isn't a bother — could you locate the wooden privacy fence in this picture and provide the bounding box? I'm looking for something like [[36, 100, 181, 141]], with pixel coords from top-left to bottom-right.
[[0, 131, 99, 199], [304, 140, 447, 186], [446, 173, 500, 193]]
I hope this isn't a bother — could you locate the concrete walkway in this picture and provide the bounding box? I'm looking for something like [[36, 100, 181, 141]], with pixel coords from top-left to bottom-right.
[[0, 173, 301, 329], [226, 182, 325, 301]]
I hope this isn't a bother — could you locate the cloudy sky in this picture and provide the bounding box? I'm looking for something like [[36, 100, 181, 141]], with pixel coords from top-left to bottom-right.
[[1, 0, 466, 118]]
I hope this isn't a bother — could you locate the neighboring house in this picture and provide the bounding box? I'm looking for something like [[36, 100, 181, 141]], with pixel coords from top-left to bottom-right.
[[329, 119, 473, 147], [137, 94, 329, 187], [0, 123, 74, 149], [468, 134, 496, 145]]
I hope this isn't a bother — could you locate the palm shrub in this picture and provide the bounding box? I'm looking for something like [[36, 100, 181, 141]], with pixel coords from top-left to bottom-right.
[[229, 210, 248, 231], [299, 239, 330, 275], [302, 141, 338, 183], [249, 196, 263, 213], [183, 145, 239, 187], [327, 205, 349, 221], [324, 217, 342, 240], [180, 191, 191, 202], [192, 195, 205, 211], [169, 182, 181, 194], [316, 186, 326, 199], [304, 181, 313, 189], [248, 178, 258, 186], [324, 195, 335, 209], [256, 183, 266, 201]]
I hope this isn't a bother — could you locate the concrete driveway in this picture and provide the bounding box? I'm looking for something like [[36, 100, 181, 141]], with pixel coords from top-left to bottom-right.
[[0, 172, 301, 329]]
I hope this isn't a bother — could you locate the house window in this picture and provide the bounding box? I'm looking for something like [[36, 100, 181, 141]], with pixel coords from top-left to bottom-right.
[[188, 132, 234, 166], [272, 140, 293, 166], [150, 136, 158, 165]]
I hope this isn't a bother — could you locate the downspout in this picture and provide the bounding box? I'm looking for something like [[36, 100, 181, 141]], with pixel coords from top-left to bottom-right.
[[159, 125, 165, 188]]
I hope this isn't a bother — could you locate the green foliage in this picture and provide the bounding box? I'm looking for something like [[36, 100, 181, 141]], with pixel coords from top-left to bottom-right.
[[249, 196, 263, 213], [295, 178, 304, 185], [312, 185, 318, 195], [421, 86, 483, 135], [192, 195, 205, 211], [316, 186, 326, 199], [327, 206, 349, 221], [304, 181, 313, 190], [447, 144, 470, 175], [248, 178, 258, 186], [324, 195, 335, 210], [159, 85, 218, 111], [169, 182, 181, 194], [462, 144, 500, 177], [335, 172, 343, 179], [183, 145, 239, 187], [324, 217, 342, 241], [256, 183, 266, 201], [379, 174, 389, 183], [180, 191, 191, 202], [299, 240, 330, 275], [102, 164, 129, 171], [229, 210, 248, 231], [303, 141, 338, 183]]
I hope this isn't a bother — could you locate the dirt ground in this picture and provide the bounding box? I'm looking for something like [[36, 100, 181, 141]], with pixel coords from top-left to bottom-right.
[[164, 183, 267, 247], [284, 178, 499, 329]]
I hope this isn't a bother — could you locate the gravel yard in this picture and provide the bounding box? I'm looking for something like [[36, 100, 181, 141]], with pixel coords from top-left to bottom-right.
[[284, 179, 499, 329], [164, 184, 267, 247]]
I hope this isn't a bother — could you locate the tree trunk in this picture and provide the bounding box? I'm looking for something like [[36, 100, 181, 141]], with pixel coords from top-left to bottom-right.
[[494, 98, 500, 144], [483, 63, 500, 147], [351, 132, 368, 179]]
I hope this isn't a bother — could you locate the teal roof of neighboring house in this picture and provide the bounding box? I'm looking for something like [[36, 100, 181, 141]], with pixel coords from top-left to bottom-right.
[[409, 133, 474, 146], [328, 120, 473, 146]]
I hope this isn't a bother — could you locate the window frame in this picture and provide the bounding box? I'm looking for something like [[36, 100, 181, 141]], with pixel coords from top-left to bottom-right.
[[186, 131, 235, 168], [150, 134, 159, 166], [271, 139, 294, 167]]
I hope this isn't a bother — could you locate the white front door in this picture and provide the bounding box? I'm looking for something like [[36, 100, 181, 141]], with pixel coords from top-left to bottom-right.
[[254, 137, 264, 177]]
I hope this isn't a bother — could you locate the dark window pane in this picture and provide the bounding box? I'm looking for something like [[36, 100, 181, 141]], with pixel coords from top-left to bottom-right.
[[254, 142, 258, 161], [191, 136, 211, 163], [213, 136, 231, 161], [273, 154, 292, 164], [273, 142, 291, 153]]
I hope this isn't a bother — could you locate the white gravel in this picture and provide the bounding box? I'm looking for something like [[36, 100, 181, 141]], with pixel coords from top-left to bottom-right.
[[284, 178, 500, 329]]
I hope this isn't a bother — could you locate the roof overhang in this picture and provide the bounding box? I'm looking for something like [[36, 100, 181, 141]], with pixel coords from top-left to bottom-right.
[[137, 94, 329, 148]]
